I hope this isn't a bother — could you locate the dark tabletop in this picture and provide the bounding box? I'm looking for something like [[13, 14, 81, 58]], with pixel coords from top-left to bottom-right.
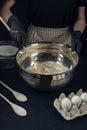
[[0, 57, 87, 130]]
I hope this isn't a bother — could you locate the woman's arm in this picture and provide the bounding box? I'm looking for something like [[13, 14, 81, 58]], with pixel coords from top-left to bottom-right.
[[73, 7, 86, 33], [0, 0, 26, 46], [0, 0, 15, 22]]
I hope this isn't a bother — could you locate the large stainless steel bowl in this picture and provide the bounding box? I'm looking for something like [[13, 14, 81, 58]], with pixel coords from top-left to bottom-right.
[[16, 42, 79, 91]]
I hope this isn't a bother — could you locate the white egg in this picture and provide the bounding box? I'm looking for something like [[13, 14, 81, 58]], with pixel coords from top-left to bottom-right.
[[71, 95, 81, 107], [80, 92, 87, 103], [61, 97, 72, 111]]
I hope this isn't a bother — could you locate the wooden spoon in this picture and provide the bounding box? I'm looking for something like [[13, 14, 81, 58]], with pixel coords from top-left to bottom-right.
[[0, 81, 28, 102], [0, 17, 10, 31], [23, 47, 50, 74], [0, 80, 27, 102], [0, 93, 27, 117]]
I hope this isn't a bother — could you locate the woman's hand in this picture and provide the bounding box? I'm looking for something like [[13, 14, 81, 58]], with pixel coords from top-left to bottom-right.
[[7, 15, 26, 46], [71, 31, 82, 54]]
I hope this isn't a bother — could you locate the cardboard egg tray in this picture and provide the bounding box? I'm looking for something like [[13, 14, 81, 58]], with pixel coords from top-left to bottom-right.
[[53, 89, 87, 120]]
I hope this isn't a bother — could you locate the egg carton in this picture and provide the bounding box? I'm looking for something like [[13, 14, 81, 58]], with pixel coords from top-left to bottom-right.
[[53, 89, 87, 120]]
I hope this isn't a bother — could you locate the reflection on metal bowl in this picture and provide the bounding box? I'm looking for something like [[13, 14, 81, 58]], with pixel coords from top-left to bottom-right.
[[16, 42, 79, 91], [0, 41, 19, 69]]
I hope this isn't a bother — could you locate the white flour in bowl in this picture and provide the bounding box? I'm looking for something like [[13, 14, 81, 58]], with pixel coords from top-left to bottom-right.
[[25, 61, 70, 75], [0, 45, 18, 56]]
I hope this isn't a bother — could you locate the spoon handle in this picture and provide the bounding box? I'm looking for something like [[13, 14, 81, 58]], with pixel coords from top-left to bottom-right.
[[23, 47, 36, 63], [0, 93, 12, 105], [0, 17, 10, 31], [0, 80, 15, 93]]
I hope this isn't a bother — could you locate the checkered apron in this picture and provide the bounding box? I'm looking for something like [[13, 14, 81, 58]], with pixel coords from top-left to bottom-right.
[[26, 24, 71, 46]]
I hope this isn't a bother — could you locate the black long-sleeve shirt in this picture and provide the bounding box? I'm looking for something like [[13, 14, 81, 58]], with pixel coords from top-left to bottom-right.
[[11, 0, 86, 28]]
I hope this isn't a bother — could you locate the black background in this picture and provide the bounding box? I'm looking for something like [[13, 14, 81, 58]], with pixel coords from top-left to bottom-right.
[[0, 2, 87, 130], [0, 3, 87, 57]]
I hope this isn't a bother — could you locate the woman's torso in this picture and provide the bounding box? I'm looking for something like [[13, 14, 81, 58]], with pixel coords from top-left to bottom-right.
[[11, 0, 84, 28]]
